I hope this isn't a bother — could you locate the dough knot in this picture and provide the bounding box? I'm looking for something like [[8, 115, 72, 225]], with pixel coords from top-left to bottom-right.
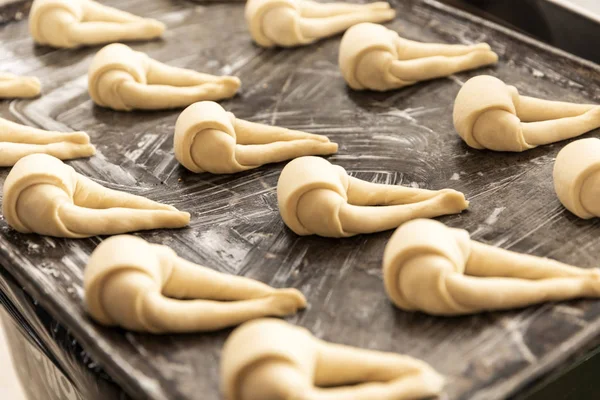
[[29, 0, 164, 48], [277, 156, 468, 237], [340, 23, 498, 91], [174, 101, 242, 174], [245, 0, 396, 48], [383, 219, 471, 313], [554, 138, 600, 219], [88, 44, 241, 111], [2, 154, 189, 238], [221, 318, 445, 400], [174, 102, 338, 174]]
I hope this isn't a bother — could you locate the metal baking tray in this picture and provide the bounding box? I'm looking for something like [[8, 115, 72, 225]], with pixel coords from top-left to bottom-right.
[[1, 0, 600, 399], [437, 0, 600, 63]]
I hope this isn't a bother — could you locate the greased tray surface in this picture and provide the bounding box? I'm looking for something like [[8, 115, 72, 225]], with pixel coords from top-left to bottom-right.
[[1, 1, 600, 399]]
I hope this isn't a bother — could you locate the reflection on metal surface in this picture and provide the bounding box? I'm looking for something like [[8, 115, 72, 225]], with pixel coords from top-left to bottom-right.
[[438, 0, 600, 63]]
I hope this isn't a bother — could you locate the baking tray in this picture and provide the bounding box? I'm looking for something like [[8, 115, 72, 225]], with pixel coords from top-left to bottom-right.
[[437, 0, 600, 63], [1, 0, 600, 399]]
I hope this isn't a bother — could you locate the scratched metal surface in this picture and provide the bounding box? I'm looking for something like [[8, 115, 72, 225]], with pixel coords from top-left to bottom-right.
[[1, 0, 600, 399]]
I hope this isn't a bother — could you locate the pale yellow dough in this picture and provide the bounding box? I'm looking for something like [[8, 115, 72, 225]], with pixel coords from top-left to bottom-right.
[[174, 101, 338, 174], [2, 154, 190, 238], [84, 236, 306, 333], [221, 318, 445, 400], [29, 0, 165, 48], [454, 75, 600, 152], [383, 219, 600, 316], [88, 44, 241, 111], [277, 156, 469, 237], [245, 0, 395, 48], [0, 117, 95, 166], [554, 138, 600, 219], [339, 23, 498, 91], [0, 73, 41, 98]]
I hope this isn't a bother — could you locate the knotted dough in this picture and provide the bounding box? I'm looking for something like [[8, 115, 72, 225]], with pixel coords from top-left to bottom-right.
[[554, 138, 600, 219], [339, 23, 498, 91], [0, 117, 95, 166], [2, 154, 190, 238], [277, 156, 469, 237], [84, 235, 306, 333], [221, 318, 445, 400], [174, 101, 338, 174], [383, 219, 600, 315], [88, 43, 241, 111], [246, 0, 395, 48], [29, 0, 165, 48], [454, 75, 600, 152]]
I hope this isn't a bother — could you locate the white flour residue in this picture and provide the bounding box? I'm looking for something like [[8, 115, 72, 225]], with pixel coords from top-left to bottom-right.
[[27, 241, 40, 252], [450, 173, 460, 181], [220, 64, 233, 75], [447, 75, 465, 86], [43, 237, 56, 248], [125, 133, 158, 161], [532, 69, 545, 78], [379, 107, 439, 123], [409, 182, 420, 188], [485, 207, 506, 225]]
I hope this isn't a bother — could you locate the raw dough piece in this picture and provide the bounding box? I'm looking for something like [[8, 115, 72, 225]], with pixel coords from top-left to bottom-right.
[[0, 73, 41, 98], [277, 156, 469, 237], [0, 117, 95, 166], [454, 75, 600, 152], [339, 23, 498, 91], [2, 154, 190, 238], [174, 101, 338, 174], [383, 218, 600, 315], [88, 44, 241, 111], [245, 0, 395, 48], [554, 138, 600, 219], [221, 318, 445, 400], [29, 0, 165, 48], [84, 235, 306, 333]]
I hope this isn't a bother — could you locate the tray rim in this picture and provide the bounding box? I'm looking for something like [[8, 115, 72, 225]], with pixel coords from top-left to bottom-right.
[[544, 0, 600, 25], [424, 0, 600, 72]]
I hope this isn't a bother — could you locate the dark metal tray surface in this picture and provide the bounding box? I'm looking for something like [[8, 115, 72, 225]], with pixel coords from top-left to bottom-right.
[[1, 0, 600, 399]]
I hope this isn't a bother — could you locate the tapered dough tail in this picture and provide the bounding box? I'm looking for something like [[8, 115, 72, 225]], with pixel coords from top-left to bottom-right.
[[161, 253, 305, 303], [58, 204, 190, 237], [314, 341, 440, 386], [81, 0, 152, 23], [233, 118, 331, 144], [0, 118, 91, 144], [516, 95, 598, 122], [73, 174, 179, 211], [467, 241, 599, 279], [389, 49, 498, 84], [0, 142, 96, 167], [521, 106, 600, 147], [235, 140, 338, 167], [299, 1, 392, 17], [346, 176, 449, 206], [310, 369, 444, 400], [396, 37, 495, 59], [117, 80, 239, 110], [0, 75, 42, 98], [338, 192, 467, 236], [67, 20, 165, 47], [146, 58, 240, 87], [140, 293, 300, 333]]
